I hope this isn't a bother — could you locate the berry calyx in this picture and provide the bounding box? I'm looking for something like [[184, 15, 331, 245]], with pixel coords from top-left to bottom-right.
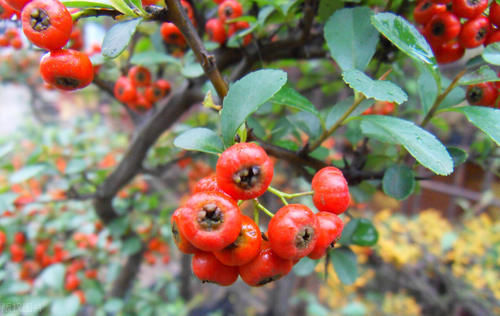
[[145, 79, 171, 103], [161, 22, 186, 47], [425, 12, 461, 45], [311, 167, 350, 214], [268, 204, 318, 260], [218, 0, 242, 23], [308, 212, 344, 260], [39, 49, 94, 90], [177, 192, 242, 251], [114, 76, 137, 104], [128, 65, 151, 87], [214, 215, 262, 266], [191, 251, 239, 286], [216, 142, 274, 200]]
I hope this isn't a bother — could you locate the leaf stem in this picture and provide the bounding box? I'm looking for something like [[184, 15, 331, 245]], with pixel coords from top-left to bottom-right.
[[267, 186, 314, 205]]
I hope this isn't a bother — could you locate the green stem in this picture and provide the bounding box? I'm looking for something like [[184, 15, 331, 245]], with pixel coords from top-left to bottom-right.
[[253, 207, 259, 226], [254, 199, 274, 218], [267, 186, 314, 204], [307, 94, 366, 153]]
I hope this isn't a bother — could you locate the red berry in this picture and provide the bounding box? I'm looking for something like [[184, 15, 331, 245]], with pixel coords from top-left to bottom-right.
[[216, 142, 274, 200], [14, 232, 25, 245], [193, 174, 227, 195], [10, 243, 25, 262], [413, 1, 446, 25], [432, 39, 465, 63], [171, 207, 198, 254], [40, 49, 93, 90], [451, 0, 487, 19], [10, 36, 23, 49], [239, 241, 293, 287], [268, 204, 318, 261], [131, 92, 153, 112], [214, 215, 262, 266], [5, 0, 30, 11], [0, 0, 15, 19], [160, 22, 186, 47], [180, 0, 194, 22], [205, 18, 227, 44], [458, 16, 490, 48], [0, 35, 8, 47], [114, 76, 137, 104], [312, 167, 350, 214], [466, 82, 498, 106], [425, 12, 461, 45], [485, 30, 500, 46], [490, 1, 500, 27], [192, 251, 239, 286], [145, 79, 171, 103], [21, 0, 73, 50], [227, 21, 252, 46], [218, 0, 242, 23], [308, 212, 344, 260], [128, 65, 151, 87], [177, 192, 242, 251], [65, 273, 80, 291]]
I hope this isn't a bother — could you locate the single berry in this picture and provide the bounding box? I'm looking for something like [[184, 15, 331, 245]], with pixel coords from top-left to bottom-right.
[[268, 204, 318, 261], [177, 192, 242, 251], [216, 142, 274, 200], [490, 1, 500, 28], [10, 243, 25, 262], [239, 241, 293, 287], [161, 22, 186, 47], [485, 30, 500, 46], [130, 92, 153, 112], [413, 1, 446, 25], [218, 0, 243, 23], [39, 49, 94, 90], [0, 35, 9, 47], [424, 12, 461, 45], [114, 76, 137, 104], [21, 0, 73, 50], [145, 79, 171, 103], [308, 212, 344, 260], [14, 231, 25, 244], [64, 273, 80, 291], [458, 16, 490, 48], [193, 174, 227, 195], [205, 18, 227, 44], [192, 251, 239, 286], [171, 208, 198, 254], [452, 0, 488, 19], [432, 39, 465, 64], [214, 215, 262, 266], [312, 167, 350, 214], [128, 65, 151, 87], [466, 82, 498, 106], [227, 21, 252, 46], [10, 36, 23, 49]]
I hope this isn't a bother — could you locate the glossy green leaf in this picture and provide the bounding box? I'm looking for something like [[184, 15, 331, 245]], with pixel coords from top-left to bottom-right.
[[293, 257, 319, 276], [342, 69, 407, 104], [109, 0, 137, 16], [447, 146, 468, 167], [382, 165, 415, 200], [371, 12, 439, 86], [350, 218, 379, 246], [288, 112, 322, 139], [10, 164, 46, 183], [50, 295, 80, 316], [130, 51, 181, 66], [417, 67, 437, 115], [173, 128, 224, 155], [102, 18, 142, 58], [482, 42, 500, 65], [453, 106, 500, 145], [459, 65, 500, 86], [325, 97, 374, 129], [360, 116, 453, 175], [221, 69, 287, 146], [324, 7, 379, 71], [330, 246, 358, 285], [61, 0, 114, 9], [270, 84, 319, 116]]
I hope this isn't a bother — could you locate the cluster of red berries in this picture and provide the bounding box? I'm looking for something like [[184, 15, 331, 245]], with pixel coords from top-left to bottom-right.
[[113, 65, 171, 112], [205, 0, 251, 46], [171, 142, 349, 287], [0, 0, 94, 90], [0, 27, 23, 49], [144, 237, 171, 265], [362, 101, 395, 115], [465, 76, 500, 108], [415, 0, 500, 64]]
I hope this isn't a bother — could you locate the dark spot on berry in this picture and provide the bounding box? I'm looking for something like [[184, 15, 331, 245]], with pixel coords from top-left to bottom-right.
[[295, 225, 315, 250], [257, 274, 281, 286], [467, 86, 483, 104], [197, 203, 223, 230], [420, 1, 432, 11], [172, 221, 181, 243], [224, 6, 233, 18], [55, 77, 80, 89], [431, 21, 445, 37], [232, 166, 261, 189], [30, 8, 51, 32], [476, 27, 488, 42]]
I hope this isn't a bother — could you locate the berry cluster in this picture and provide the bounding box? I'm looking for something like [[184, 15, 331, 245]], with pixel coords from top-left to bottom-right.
[[0, 0, 94, 90], [415, 0, 499, 64], [362, 101, 395, 115], [113, 65, 171, 112], [205, 0, 251, 46], [171, 142, 349, 287], [0, 27, 23, 49]]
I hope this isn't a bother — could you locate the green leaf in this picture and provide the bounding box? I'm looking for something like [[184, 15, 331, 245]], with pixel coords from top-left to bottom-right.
[[382, 165, 415, 200], [122, 237, 142, 255], [417, 67, 437, 115], [371, 12, 439, 86], [360, 116, 453, 175], [288, 112, 322, 139], [318, 0, 343, 22], [270, 84, 319, 116], [173, 128, 224, 155], [458, 65, 499, 86], [325, 97, 374, 129], [221, 69, 287, 146], [61, 0, 115, 9], [65, 159, 88, 174], [36, 264, 65, 290], [0, 142, 14, 159], [324, 7, 379, 71], [453, 106, 500, 145], [293, 257, 319, 276], [330, 246, 358, 285], [350, 218, 379, 247], [22, 297, 51, 315], [10, 164, 46, 183], [181, 52, 204, 78], [50, 295, 80, 316], [482, 42, 500, 65], [447, 146, 468, 167], [342, 69, 407, 104], [109, 0, 137, 16], [102, 18, 142, 58], [130, 51, 181, 66]]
